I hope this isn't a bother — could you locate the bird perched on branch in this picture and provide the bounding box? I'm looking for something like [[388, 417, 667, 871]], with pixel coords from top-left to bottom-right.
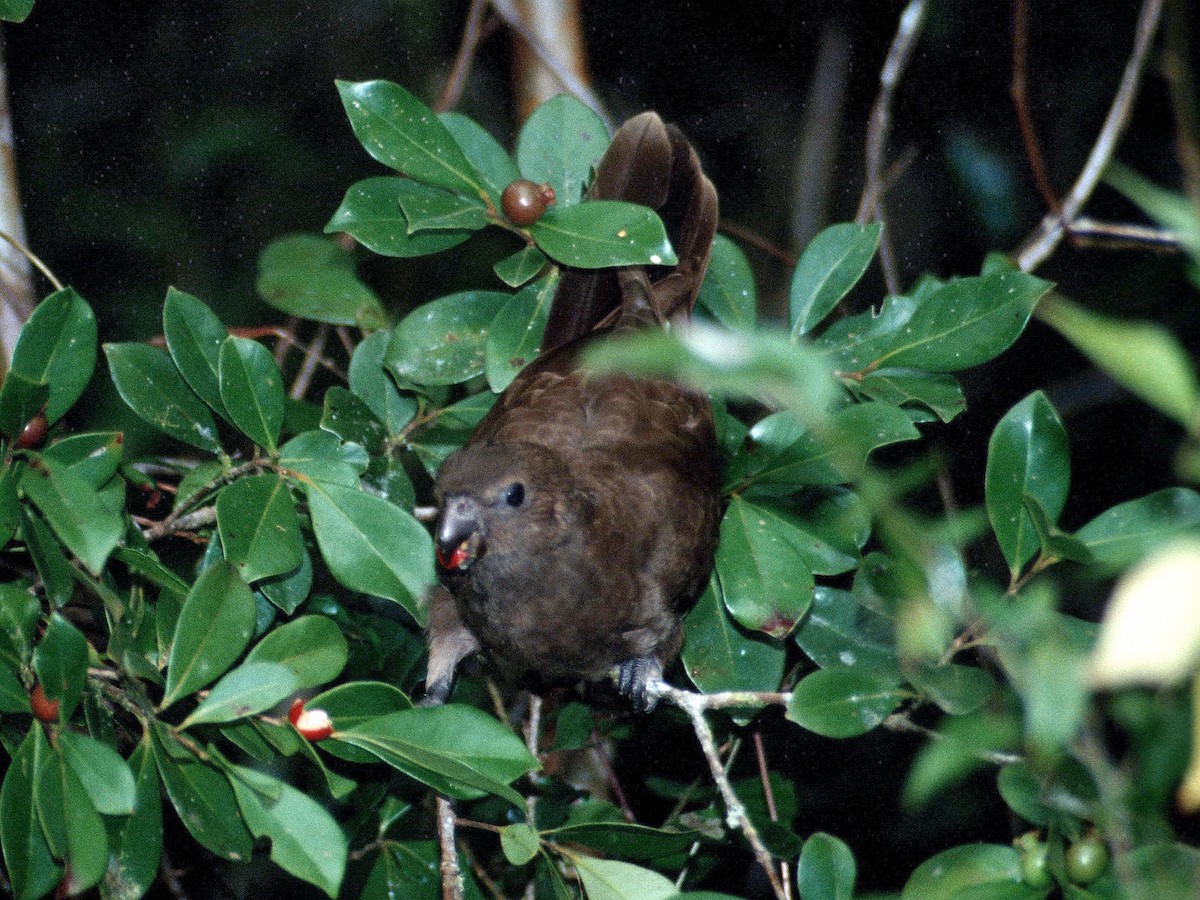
[[423, 111, 721, 712]]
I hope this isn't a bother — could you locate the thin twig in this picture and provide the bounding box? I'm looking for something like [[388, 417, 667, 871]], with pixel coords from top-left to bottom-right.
[[719, 221, 798, 268], [290, 322, 328, 401], [140, 505, 217, 542], [1014, 0, 1165, 272], [436, 796, 466, 900], [650, 681, 788, 900], [882, 713, 1022, 766], [524, 693, 542, 837], [0, 227, 63, 292], [1011, 0, 1061, 215], [1066, 217, 1184, 252], [753, 731, 792, 900], [1163, 0, 1200, 210], [436, 0, 490, 113], [590, 735, 636, 822], [855, 0, 929, 226]]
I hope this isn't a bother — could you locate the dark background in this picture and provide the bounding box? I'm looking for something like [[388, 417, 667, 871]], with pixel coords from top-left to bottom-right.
[[4, 1, 1197, 894]]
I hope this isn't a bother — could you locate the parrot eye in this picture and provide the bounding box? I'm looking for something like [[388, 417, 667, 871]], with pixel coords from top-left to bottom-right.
[[504, 482, 526, 507]]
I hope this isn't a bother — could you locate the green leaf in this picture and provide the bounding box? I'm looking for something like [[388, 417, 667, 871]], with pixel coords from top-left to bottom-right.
[[0, 580, 39, 667], [113, 546, 190, 599], [219, 337, 284, 452], [42, 431, 123, 489], [494, 245, 549, 288], [0, 466, 20, 550], [246, 615, 347, 689], [217, 474, 303, 582], [856, 368, 966, 423], [21, 507, 73, 606], [386, 290, 510, 386], [985, 391, 1070, 576], [0, 1, 35, 24], [440, 111, 521, 210], [163, 287, 229, 418], [500, 823, 540, 865], [103, 737, 162, 900], [697, 234, 757, 331], [790, 222, 881, 338], [1025, 493, 1093, 564], [395, 178, 489, 232], [348, 330, 417, 435], [530, 201, 676, 268], [20, 456, 123, 575], [325, 177, 472, 258], [33, 611, 88, 719], [57, 730, 136, 816], [150, 723, 253, 862], [336, 79, 482, 197], [545, 821, 701, 861], [570, 855, 678, 900], [309, 680, 413, 764], [406, 391, 496, 476], [904, 711, 1022, 806], [0, 370, 47, 441], [305, 482, 435, 624], [786, 667, 906, 738], [485, 273, 557, 391], [1106, 161, 1200, 253], [10, 287, 97, 424], [1039, 294, 1198, 427], [907, 662, 995, 715], [798, 832, 857, 900], [181, 661, 299, 728], [225, 763, 348, 898], [1076, 488, 1200, 570], [902, 844, 1027, 900], [682, 575, 786, 695], [163, 561, 256, 708], [823, 270, 1051, 373], [1, 730, 62, 900], [716, 495, 815, 636], [104, 342, 220, 452], [795, 586, 901, 677], [35, 728, 108, 893], [319, 386, 386, 452], [258, 548, 314, 615], [256, 234, 388, 329], [334, 706, 537, 805], [0, 662, 27, 713], [280, 429, 367, 488], [516, 94, 610, 206]]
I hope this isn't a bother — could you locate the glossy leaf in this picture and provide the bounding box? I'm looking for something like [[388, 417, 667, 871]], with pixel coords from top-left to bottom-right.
[[181, 661, 299, 728], [336, 79, 482, 197], [0, 1, 34, 23], [493, 245, 549, 288], [0, 662, 27, 713], [0, 370, 47, 441], [485, 272, 557, 391], [697, 233, 757, 331], [515, 94, 609, 206], [103, 738, 162, 900], [500, 823, 540, 865], [856, 368, 966, 423], [386, 290, 510, 386], [406, 391, 496, 476], [20, 456, 123, 575], [348, 330, 417, 435], [35, 729, 108, 893], [716, 495, 815, 636], [319, 385, 385, 451], [217, 474, 303, 582], [325, 177, 472, 257], [309, 680, 413, 764], [278, 427, 368, 489], [334, 706, 537, 806], [21, 507, 73, 606], [0, 466, 19, 549], [305, 481, 435, 624], [790, 222, 881, 338], [901, 844, 1028, 900], [226, 763, 348, 898], [114, 546, 190, 600], [256, 234, 388, 328], [32, 611, 87, 718], [570, 855, 678, 900], [1, 731, 62, 900], [219, 337, 285, 452], [786, 667, 905, 738], [985, 391, 1070, 576], [246, 615, 348, 689], [797, 832, 857, 900], [104, 342, 220, 452], [10, 287, 97, 424], [42, 431, 123, 489], [151, 724, 253, 862], [395, 178, 489, 232], [1075, 488, 1200, 570], [58, 730, 136, 816], [795, 587, 900, 677], [0, 580, 39, 667], [683, 576, 786, 694], [1025, 493, 1093, 564], [904, 711, 1022, 806], [258, 548, 314, 615], [545, 821, 701, 861], [530, 201, 676, 268], [162, 561, 256, 708], [440, 111, 520, 210], [163, 287, 229, 418]]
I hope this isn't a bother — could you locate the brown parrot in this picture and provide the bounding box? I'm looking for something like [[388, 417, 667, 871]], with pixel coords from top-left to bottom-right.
[[423, 111, 721, 712]]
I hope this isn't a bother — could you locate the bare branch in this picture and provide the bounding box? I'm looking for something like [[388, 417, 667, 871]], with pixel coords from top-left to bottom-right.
[[289, 322, 328, 401], [1163, 0, 1200, 210], [437, 796, 466, 900], [1014, 0, 1165, 273], [437, 0, 491, 113], [1011, 0, 1062, 215]]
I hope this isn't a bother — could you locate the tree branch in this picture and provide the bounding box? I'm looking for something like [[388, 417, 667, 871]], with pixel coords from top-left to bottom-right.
[[437, 796, 465, 900]]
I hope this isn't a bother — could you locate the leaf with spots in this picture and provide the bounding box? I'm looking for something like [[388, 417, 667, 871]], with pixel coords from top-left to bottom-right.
[[216, 474, 303, 583], [9, 287, 97, 425], [529, 201, 676, 269], [326, 177, 473, 258], [681, 575, 785, 695], [105, 342, 221, 453], [786, 668, 907, 738], [485, 272, 558, 391], [515, 94, 609, 206], [385, 290, 510, 387]]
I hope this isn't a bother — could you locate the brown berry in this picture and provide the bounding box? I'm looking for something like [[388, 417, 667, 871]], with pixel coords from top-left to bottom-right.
[[30, 683, 60, 723], [288, 698, 334, 741], [502, 179, 554, 226], [14, 412, 48, 450]]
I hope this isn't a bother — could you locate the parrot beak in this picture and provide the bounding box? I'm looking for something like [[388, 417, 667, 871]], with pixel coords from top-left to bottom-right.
[[436, 496, 485, 570]]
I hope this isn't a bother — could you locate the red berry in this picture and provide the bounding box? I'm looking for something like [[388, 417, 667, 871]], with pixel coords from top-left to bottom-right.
[[288, 698, 334, 741], [30, 683, 60, 723], [14, 412, 48, 450], [502, 179, 554, 226]]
